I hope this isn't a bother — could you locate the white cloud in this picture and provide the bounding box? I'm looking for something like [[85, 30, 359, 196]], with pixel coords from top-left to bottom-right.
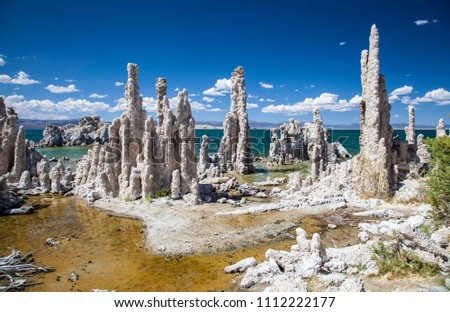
[[415, 88, 450, 106], [0, 71, 40, 85], [393, 114, 400, 118], [339, 42, 346, 46], [392, 88, 450, 106], [4, 94, 109, 119], [109, 96, 224, 113], [0, 57, 5, 66], [174, 87, 180, 92], [388, 94, 400, 103], [259, 98, 276, 102], [432, 19, 439, 23], [202, 78, 231, 96], [190, 93, 198, 97], [45, 84, 79, 93], [248, 94, 258, 99], [259, 82, 273, 89], [414, 19, 429, 26], [114, 81, 124, 86], [89, 93, 108, 99], [390, 85, 413, 96], [54, 77, 59, 80], [202, 96, 215, 103], [65, 79, 76, 82], [389, 86, 414, 104], [247, 103, 259, 109], [262, 93, 361, 114]]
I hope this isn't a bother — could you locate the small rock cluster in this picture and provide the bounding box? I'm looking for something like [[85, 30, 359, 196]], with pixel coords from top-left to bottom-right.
[[226, 227, 371, 292], [226, 204, 449, 292], [38, 115, 109, 147]]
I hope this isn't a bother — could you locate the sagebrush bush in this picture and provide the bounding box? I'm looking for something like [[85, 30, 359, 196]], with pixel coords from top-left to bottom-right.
[[425, 136, 450, 223]]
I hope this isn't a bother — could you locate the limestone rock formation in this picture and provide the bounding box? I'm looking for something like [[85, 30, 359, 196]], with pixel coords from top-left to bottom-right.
[[197, 135, 221, 179], [217, 66, 255, 175], [268, 111, 351, 180], [355, 24, 395, 198], [0, 97, 18, 176], [436, 118, 447, 138], [0, 97, 73, 194], [237, 227, 370, 291], [75, 64, 198, 203], [405, 105, 416, 144], [416, 134, 431, 165], [285, 25, 425, 200], [39, 115, 109, 147]]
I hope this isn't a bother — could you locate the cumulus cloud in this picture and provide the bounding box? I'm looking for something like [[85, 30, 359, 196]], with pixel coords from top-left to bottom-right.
[[45, 84, 79, 93], [247, 103, 259, 109], [259, 82, 273, 89], [114, 81, 124, 86], [415, 88, 450, 106], [89, 93, 108, 99], [414, 19, 429, 26], [262, 93, 361, 114], [339, 42, 346, 46], [0, 57, 5, 66], [389, 86, 414, 104], [202, 78, 231, 96], [202, 96, 215, 103], [390, 85, 413, 96], [110, 96, 224, 113], [3, 94, 110, 119], [64, 79, 76, 82], [0, 71, 40, 85], [266, 98, 276, 102], [390, 87, 450, 106]]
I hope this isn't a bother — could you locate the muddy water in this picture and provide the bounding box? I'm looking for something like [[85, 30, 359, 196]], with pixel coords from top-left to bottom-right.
[[0, 194, 359, 292], [0, 195, 296, 292]]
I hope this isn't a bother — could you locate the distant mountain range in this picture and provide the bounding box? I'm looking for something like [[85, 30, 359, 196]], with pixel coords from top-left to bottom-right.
[[17, 119, 447, 130]]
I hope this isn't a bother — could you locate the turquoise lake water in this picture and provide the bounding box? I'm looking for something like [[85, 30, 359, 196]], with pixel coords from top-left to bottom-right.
[[26, 128, 438, 160]]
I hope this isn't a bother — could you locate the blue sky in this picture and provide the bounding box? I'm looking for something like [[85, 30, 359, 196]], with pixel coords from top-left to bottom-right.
[[0, 0, 449, 126]]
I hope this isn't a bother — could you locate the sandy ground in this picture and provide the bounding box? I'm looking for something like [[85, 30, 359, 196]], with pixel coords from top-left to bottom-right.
[[92, 196, 423, 257]]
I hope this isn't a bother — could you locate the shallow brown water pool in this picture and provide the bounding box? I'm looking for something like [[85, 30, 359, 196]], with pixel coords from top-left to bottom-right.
[[0, 194, 297, 292]]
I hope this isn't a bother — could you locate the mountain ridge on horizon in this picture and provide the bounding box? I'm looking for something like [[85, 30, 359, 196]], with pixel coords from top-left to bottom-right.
[[17, 119, 447, 131]]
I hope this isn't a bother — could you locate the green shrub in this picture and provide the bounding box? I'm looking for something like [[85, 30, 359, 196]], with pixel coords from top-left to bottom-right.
[[424, 136, 450, 223], [151, 188, 171, 199], [371, 241, 439, 277]]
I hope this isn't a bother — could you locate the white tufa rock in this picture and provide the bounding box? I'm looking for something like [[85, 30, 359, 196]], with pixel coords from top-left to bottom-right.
[[0, 97, 70, 193], [75, 64, 198, 203], [436, 118, 447, 138], [217, 66, 255, 175], [404, 105, 416, 144], [224, 257, 257, 274]]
